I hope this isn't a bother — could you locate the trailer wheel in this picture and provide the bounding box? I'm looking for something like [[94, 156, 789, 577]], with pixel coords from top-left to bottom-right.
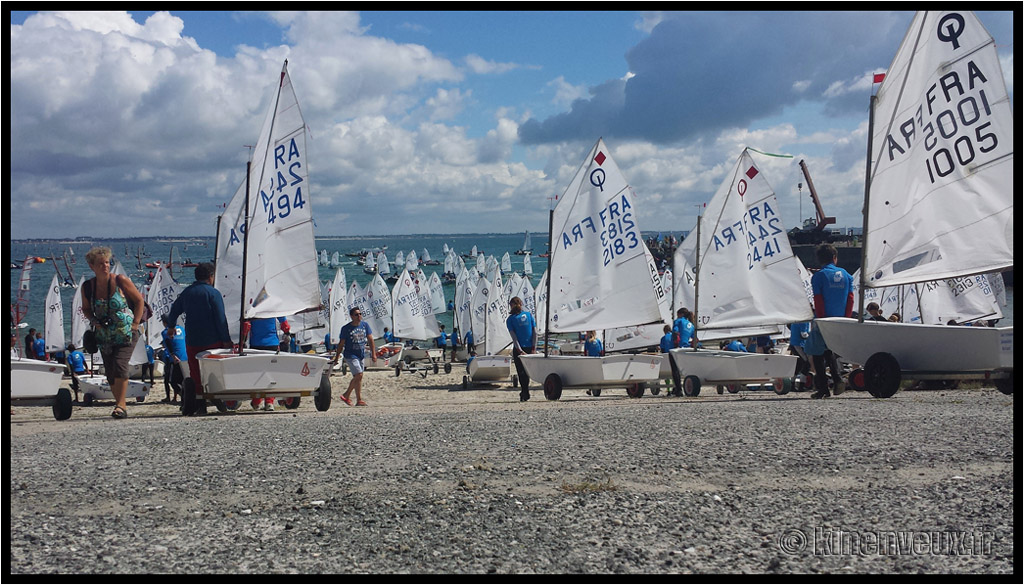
[[395, 366, 401, 377], [683, 375, 702, 397], [773, 378, 792, 395], [726, 384, 739, 394], [53, 387, 73, 421], [626, 382, 645, 398], [994, 374, 1013, 396], [315, 373, 332, 412], [444, 362, 452, 374], [433, 363, 439, 375], [847, 368, 866, 391], [83, 393, 95, 407], [462, 375, 469, 391], [213, 399, 227, 413], [511, 375, 518, 388], [543, 373, 563, 401], [590, 388, 602, 397], [649, 384, 661, 396], [864, 352, 901, 398]]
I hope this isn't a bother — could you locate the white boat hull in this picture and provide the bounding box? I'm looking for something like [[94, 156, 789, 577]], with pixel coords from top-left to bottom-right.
[[815, 318, 1013, 373], [517, 354, 664, 388], [467, 355, 513, 383], [403, 346, 444, 363], [79, 375, 151, 402], [669, 349, 797, 384], [10, 358, 64, 400], [197, 349, 330, 399]]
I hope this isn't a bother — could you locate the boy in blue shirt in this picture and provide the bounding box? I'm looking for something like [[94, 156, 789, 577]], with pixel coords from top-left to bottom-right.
[[506, 296, 536, 402], [810, 244, 853, 398]]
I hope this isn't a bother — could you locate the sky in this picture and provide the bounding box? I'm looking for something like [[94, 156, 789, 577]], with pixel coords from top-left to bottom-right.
[[8, 9, 1016, 239]]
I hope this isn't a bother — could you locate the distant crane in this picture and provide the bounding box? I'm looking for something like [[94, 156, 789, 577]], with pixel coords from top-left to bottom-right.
[[789, 159, 837, 245]]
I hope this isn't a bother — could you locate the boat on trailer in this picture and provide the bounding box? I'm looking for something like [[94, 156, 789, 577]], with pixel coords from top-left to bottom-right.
[[523, 138, 668, 400], [10, 356, 72, 420], [78, 375, 151, 406], [198, 60, 332, 414], [816, 11, 1014, 398], [668, 148, 811, 397]]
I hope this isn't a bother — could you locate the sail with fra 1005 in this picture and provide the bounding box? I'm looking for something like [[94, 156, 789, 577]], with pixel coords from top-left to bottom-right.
[[815, 11, 1014, 398]]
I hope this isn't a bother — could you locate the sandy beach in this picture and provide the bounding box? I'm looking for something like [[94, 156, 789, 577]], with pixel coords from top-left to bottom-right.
[[9, 368, 1015, 574]]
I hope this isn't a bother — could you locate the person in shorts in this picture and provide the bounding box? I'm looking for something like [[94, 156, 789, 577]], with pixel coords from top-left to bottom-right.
[[330, 307, 376, 406]]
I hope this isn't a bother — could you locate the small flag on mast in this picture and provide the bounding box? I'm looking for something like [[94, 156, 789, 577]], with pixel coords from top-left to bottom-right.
[[872, 73, 886, 84]]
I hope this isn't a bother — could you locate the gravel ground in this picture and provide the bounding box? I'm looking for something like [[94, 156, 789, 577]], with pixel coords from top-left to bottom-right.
[[8, 370, 1015, 575]]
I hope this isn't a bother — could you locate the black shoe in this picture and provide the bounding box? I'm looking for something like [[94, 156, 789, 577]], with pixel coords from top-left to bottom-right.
[[810, 390, 831, 399], [520, 393, 530, 402]]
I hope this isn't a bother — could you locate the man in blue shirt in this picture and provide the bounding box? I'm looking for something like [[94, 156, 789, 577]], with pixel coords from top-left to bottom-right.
[[331, 306, 376, 407], [465, 329, 476, 354], [724, 339, 748, 352], [809, 244, 854, 398], [659, 325, 674, 354], [506, 296, 536, 402], [33, 332, 46, 360], [166, 262, 232, 414]]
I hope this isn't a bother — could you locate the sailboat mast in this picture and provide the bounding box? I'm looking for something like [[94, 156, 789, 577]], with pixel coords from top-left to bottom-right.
[[856, 95, 877, 323], [543, 208, 553, 357], [691, 214, 702, 349], [239, 160, 251, 354]]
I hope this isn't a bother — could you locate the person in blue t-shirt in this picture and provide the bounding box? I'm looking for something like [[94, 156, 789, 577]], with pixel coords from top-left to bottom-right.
[[382, 327, 395, 344], [66, 343, 89, 402], [246, 316, 290, 410], [436, 324, 449, 360], [788, 320, 812, 386], [464, 329, 476, 354], [142, 343, 156, 385], [584, 331, 603, 357], [449, 327, 460, 363], [673, 308, 695, 349], [809, 244, 854, 399], [724, 339, 748, 352], [506, 296, 536, 402], [659, 325, 674, 354], [33, 332, 46, 360], [160, 315, 187, 404], [331, 307, 376, 407]]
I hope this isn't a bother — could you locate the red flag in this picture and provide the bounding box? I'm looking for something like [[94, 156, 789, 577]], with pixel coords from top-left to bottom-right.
[[873, 73, 886, 84]]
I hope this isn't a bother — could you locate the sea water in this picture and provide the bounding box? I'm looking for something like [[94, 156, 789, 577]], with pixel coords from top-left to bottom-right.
[[9, 235, 1014, 348]]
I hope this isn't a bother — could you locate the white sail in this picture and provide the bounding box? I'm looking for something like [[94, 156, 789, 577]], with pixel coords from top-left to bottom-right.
[[533, 269, 549, 336], [328, 267, 348, 344], [516, 275, 536, 318], [470, 245, 478, 258], [422, 248, 432, 263], [505, 273, 522, 301], [364, 251, 377, 273], [428, 272, 446, 315], [476, 253, 486, 274], [320, 249, 329, 266], [44, 274, 65, 353], [604, 242, 672, 352], [500, 252, 512, 274], [70, 275, 90, 349], [484, 271, 513, 355], [215, 60, 320, 338], [146, 262, 185, 348], [361, 272, 394, 338], [454, 272, 476, 341], [394, 250, 405, 268], [672, 149, 813, 332], [470, 276, 492, 347], [405, 249, 419, 272], [346, 280, 364, 315], [863, 10, 1013, 288], [523, 253, 533, 276], [548, 138, 663, 332], [392, 269, 440, 340], [377, 251, 391, 277]]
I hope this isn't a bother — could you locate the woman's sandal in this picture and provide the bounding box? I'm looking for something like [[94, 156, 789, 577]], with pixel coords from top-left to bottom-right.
[[111, 406, 128, 419], [356, 400, 368, 407]]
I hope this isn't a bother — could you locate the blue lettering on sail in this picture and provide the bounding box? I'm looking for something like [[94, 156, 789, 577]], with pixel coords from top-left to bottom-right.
[[558, 193, 641, 267]]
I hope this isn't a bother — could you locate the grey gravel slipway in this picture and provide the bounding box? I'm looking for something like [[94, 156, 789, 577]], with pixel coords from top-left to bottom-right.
[[8, 371, 1014, 574]]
